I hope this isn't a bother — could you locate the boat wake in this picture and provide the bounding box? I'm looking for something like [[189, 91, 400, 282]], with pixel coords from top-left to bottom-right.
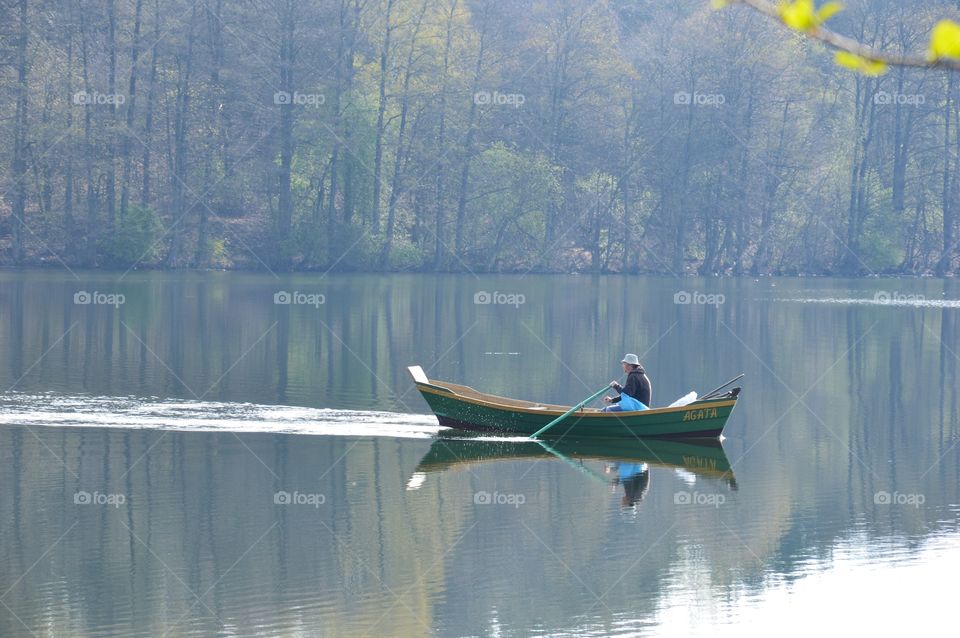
[[776, 296, 960, 309], [0, 392, 442, 439]]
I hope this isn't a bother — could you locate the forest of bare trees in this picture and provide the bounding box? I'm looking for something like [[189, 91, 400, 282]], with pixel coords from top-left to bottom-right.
[[1, 0, 959, 275]]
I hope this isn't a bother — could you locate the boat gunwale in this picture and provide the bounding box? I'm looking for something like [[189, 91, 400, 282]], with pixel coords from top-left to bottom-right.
[[415, 378, 737, 418]]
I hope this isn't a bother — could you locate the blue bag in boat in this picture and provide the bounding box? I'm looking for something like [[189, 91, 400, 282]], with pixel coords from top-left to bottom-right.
[[618, 394, 648, 411]]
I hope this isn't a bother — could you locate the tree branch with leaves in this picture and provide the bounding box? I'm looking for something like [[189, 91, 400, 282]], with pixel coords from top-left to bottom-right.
[[715, 0, 960, 74]]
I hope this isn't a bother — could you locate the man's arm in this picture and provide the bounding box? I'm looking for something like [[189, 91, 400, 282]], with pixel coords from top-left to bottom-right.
[[621, 374, 641, 399], [607, 380, 623, 403]]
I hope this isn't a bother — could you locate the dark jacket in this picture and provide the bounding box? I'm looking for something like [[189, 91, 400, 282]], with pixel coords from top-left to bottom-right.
[[611, 367, 652, 406]]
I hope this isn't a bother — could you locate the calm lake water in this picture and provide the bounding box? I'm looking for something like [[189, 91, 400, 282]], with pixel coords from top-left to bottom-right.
[[1, 270, 959, 636]]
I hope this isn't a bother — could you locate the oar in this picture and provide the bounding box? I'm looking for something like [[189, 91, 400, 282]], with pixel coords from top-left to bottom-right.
[[698, 373, 745, 400], [528, 385, 611, 439], [536, 440, 609, 485]]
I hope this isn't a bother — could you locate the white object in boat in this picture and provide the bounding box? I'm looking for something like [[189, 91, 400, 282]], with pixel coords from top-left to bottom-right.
[[668, 391, 697, 408]]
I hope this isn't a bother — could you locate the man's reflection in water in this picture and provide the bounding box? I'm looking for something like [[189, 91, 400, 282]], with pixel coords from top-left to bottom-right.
[[606, 462, 651, 509]]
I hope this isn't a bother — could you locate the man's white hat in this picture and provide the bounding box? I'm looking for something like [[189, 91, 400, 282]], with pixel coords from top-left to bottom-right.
[[621, 353, 640, 366]]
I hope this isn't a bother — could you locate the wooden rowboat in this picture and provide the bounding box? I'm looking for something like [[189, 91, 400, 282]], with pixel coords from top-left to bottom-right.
[[408, 366, 741, 439]]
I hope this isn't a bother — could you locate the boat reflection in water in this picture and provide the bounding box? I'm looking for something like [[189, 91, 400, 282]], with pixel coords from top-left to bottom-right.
[[407, 434, 737, 509]]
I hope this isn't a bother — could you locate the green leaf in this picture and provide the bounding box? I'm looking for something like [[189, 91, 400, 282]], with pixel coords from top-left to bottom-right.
[[816, 1, 843, 23], [834, 51, 888, 76], [779, 0, 816, 31], [928, 19, 960, 60], [778, 0, 843, 32]]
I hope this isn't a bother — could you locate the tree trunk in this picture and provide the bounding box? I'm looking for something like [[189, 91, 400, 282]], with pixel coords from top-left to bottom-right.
[[938, 75, 956, 276], [433, 0, 457, 270], [379, 0, 428, 268], [730, 81, 754, 275], [327, 0, 348, 229], [455, 2, 489, 265], [340, 0, 361, 228], [674, 80, 697, 275], [105, 0, 117, 228], [166, 2, 197, 268], [589, 179, 602, 274], [891, 68, 908, 220], [619, 94, 640, 273], [64, 28, 76, 258], [120, 0, 144, 222], [11, 0, 29, 265], [326, 0, 359, 257], [275, 0, 296, 267], [370, 0, 395, 234], [844, 75, 877, 274], [141, 0, 160, 208], [544, 28, 571, 250], [79, 2, 97, 267], [753, 100, 791, 275], [31, 84, 53, 218], [196, 0, 224, 267]]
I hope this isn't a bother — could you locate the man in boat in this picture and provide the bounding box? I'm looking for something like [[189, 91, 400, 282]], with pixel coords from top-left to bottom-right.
[[602, 354, 651, 411]]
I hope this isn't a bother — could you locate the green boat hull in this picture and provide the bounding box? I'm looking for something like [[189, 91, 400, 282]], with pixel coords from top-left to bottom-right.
[[410, 369, 739, 439]]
